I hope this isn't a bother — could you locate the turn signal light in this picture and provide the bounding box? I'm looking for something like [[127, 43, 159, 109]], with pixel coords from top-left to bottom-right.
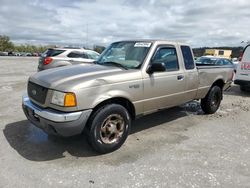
[[64, 93, 77, 107]]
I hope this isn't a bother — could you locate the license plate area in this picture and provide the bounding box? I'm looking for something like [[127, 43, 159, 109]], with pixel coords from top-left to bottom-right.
[[27, 108, 40, 122]]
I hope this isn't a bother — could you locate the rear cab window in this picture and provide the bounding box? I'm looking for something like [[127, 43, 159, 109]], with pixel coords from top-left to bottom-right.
[[181, 45, 195, 70]]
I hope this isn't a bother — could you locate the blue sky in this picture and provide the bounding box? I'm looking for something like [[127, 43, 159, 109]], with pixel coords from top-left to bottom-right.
[[0, 0, 250, 47]]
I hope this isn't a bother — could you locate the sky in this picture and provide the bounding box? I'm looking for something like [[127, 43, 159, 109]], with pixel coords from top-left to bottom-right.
[[0, 0, 250, 48]]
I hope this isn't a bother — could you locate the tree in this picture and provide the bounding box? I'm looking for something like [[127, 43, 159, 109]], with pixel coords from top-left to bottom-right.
[[0, 35, 14, 51], [93, 45, 106, 54]]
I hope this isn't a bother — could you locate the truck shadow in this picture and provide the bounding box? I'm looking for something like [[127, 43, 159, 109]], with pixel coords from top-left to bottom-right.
[[3, 103, 202, 161], [224, 85, 250, 97]]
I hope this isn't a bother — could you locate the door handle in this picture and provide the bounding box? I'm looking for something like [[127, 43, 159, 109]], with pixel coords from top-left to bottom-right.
[[177, 75, 184, 80]]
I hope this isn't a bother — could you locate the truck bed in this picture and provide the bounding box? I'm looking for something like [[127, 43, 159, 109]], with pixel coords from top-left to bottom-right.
[[196, 64, 234, 99]]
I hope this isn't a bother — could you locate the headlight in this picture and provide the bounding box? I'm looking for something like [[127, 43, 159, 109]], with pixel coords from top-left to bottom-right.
[[51, 91, 77, 107]]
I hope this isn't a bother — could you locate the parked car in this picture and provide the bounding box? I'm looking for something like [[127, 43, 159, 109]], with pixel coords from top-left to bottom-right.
[[22, 40, 233, 153], [232, 57, 239, 64], [32, 53, 39, 57], [38, 48, 100, 71], [195, 56, 235, 72], [0, 51, 8, 56], [234, 45, 250, 91]]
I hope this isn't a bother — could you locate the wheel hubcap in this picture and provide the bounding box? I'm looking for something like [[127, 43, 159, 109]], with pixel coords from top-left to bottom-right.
[[100, 114, 125, 144], [211, 92, 220, 107]]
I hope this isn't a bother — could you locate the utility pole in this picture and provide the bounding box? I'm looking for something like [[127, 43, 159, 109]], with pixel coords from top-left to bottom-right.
[[85, 23, 88, 49]]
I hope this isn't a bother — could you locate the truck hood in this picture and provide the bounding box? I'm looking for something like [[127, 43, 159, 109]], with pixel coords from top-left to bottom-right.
[[29, 64, 123, 90]]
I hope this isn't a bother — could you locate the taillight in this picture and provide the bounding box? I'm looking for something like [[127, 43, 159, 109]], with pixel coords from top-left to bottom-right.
[[44, 57, 53, 65]]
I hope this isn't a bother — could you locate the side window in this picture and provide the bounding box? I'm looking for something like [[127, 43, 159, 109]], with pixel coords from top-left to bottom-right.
[[67, 51, 82, 58], [152, 47, 179, 71], [218, 50, 224, 55], [181, 46, 195, 70], [81, 53, 88, 58]]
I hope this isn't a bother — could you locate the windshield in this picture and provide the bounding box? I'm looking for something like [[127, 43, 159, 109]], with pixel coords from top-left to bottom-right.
[[195, 57, 217, 65], [96, 41, 152, 69], [86, 51, 100, 60]]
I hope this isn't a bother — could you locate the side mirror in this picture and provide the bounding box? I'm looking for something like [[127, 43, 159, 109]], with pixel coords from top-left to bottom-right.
[[146, 63, 166, 74]]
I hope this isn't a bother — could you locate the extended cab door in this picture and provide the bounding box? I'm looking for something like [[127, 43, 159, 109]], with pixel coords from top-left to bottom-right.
[[142, 45, 188, 113], [180, 45, 199, 101]]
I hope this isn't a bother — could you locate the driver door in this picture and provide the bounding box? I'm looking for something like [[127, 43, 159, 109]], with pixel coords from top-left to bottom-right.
[[142, 45, 187, 114]]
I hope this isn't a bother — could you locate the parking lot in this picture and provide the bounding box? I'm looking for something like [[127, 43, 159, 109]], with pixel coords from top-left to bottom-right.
[[0, 56, 250, 187]]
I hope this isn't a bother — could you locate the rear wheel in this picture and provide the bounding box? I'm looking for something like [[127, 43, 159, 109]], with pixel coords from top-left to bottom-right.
[[87, 104, 131, 154], [201, 86, 222, 114]]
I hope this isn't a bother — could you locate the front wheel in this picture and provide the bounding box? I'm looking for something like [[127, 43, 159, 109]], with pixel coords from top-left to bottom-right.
[[201, 85, 222, 114], [87, 104, 131, 154]]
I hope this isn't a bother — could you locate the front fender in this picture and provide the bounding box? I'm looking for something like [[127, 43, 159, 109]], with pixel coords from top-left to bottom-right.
[[75, 83, 143, 115], [92, 89, 133, 108]]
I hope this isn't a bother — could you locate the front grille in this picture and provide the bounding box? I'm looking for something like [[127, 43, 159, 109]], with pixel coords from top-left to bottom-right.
[[28, 82, 48, 104]]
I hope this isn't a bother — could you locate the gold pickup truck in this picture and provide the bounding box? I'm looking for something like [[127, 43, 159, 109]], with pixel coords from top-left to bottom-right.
[[22, 40, 234, 153]]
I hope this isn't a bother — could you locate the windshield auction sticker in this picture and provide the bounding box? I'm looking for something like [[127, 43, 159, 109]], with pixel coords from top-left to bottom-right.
[[134, 42, 151, 47]]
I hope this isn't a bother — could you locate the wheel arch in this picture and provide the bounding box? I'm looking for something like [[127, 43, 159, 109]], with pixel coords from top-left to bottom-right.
[[211, 79, 225, 90], [91, 97, 136, 120], [205, 79, 224, 101]]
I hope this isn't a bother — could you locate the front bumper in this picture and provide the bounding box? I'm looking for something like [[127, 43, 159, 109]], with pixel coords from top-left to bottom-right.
[[22, 95, 92, 137]]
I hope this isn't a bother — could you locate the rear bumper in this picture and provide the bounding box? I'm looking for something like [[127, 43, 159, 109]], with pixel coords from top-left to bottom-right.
[[37, 67, 43, 72], [22, 95, 92, 137], [234, 79, 250, 87]]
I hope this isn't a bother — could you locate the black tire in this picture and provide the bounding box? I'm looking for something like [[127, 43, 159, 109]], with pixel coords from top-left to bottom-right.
[[201, 86, 222, 114], [87, 104, 131, 154]]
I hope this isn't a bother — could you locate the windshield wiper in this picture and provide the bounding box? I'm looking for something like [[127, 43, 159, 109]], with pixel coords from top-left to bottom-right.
[[100, 61, 128, 70]]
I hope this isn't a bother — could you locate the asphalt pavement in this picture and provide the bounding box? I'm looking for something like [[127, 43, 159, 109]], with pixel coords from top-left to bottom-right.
[[0, 57, 250, 188]]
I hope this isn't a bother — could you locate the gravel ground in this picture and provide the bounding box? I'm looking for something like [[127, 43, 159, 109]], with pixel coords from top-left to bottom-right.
[[0, 56, 250, 188]]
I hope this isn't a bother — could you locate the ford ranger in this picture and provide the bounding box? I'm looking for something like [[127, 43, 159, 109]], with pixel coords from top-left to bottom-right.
[[22, 40, 234, 153]]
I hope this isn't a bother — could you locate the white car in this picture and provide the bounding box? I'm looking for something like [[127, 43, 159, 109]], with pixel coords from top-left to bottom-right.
[[234, 45, 250, 91], [38, 48, 100, 71]]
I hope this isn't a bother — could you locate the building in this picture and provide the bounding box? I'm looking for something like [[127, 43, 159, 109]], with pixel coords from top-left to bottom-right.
[[204, 49, 232, 59]]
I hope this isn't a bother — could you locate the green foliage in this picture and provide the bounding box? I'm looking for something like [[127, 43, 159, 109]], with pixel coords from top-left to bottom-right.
[[0, 35, 47, 53], [0, 34, 106, 54], [0, 35, 14, 51], [93, 45, 105, 54], [15, 44, 47, 53], [193, 47, 244, 58]]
